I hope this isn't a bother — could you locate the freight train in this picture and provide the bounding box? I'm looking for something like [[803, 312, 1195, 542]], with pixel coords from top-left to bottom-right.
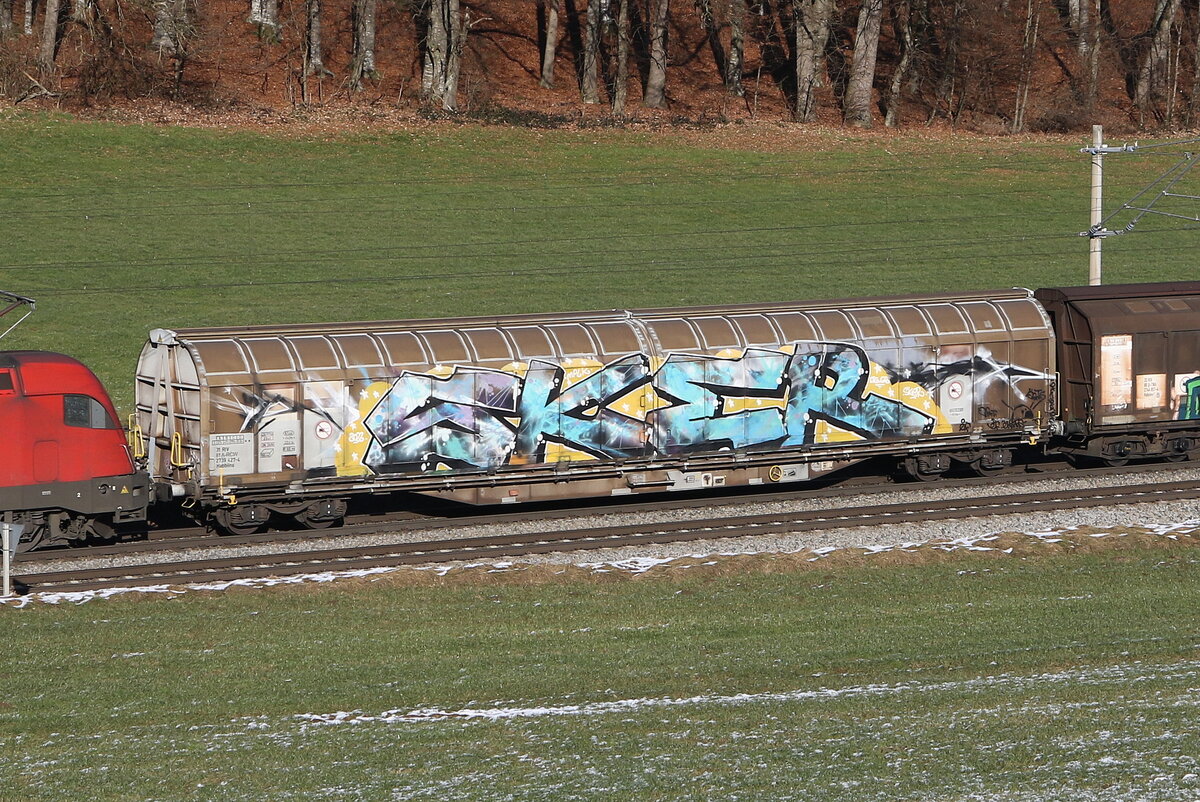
[[2, 281, 1199, 552]]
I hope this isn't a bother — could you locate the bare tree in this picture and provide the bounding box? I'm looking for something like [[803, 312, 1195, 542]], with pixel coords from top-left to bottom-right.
[[539, 0, 561, 88], [844, 0, 884, 127], [249, 0, 280, 41], [151, 0, 188, 54], [23, 0, 33, 35], [613, 0, 630, 113], [444, 0, 466, 110], [348, 0, 376, 89], [1134, 0, 1182, 121], [581, 0, 600, 102], [37, 0, 64, 74], [305, 0, 331, 76], [930, 0, 964, 122], [0, 0, 12, 36], [794, 0, 833, 121], [1053, 0, 1102, 106], [726, 0, 745, 96], [883, 0, 914, 127], [643, 0, 670, 107], [696, 0, 727, 83], [424, 0, 466, 110], [1011, 0, 1038, 132], [424, 0, 447, 99], [1191, 3, 1200, 126]]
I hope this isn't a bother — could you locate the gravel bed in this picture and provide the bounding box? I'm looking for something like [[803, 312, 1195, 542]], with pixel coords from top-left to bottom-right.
[[20, 466, 1200, 575]]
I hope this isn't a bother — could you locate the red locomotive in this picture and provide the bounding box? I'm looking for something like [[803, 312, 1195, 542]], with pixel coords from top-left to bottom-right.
[[0, 293, 148, 552]]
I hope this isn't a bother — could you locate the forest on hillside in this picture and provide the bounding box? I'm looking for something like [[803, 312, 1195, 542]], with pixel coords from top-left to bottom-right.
[[0, 0, 1195, 132]]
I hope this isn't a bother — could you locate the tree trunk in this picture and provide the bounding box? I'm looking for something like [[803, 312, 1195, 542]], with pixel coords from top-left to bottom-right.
[[306, 0, 330, 76], [23, 0, 33, 35], [37, 0, 63, 74], [443, 0, 464, 111], [695, 0, 727, 85], [883, 0, 912, 126], [424, 0, 447, 100], [540, 0, 561, 88], [1191, 0, 1200, 126], [794, 0, 833, 121], [424, 0, 464, 110], [1085, 0, 1100, 108], [1057, 0, 1103, 106], [931, 0, 963, 121], [150, 0, 186, 55], [1011, 0, 1038, 132], [249, 0, 280, 41], [581, 0, 600, 103], [613, 0, 630, 113], [726, 0, 744, 96], [0, 0, 12, 36], [643, 0, 670, 107], [1134, 0, 1182, 121], [843, 0, 884, 127], [349, 0, 376, 89]]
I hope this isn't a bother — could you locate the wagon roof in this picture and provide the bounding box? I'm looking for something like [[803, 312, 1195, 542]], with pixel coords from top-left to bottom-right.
[[163, 287, 1037, 340]]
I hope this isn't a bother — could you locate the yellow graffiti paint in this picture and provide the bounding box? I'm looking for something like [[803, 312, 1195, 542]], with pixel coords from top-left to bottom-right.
[[543, 442, 597, 463], [560, 358, 604, 389], [813, 419, 867, 443], [336, 380, 391, 477]]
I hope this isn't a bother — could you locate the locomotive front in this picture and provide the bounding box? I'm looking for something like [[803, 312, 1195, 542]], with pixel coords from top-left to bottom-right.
[[0, 351, 149, 551]]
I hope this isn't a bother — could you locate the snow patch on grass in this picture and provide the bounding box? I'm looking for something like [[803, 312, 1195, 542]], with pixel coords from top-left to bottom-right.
[[289, 658, 1200, 727]]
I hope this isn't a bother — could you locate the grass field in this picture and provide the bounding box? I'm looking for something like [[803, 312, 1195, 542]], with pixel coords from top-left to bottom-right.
[[2, 110, 1197, 408], [2, 543, 1200, 800], [4, 110, 1200, 800]]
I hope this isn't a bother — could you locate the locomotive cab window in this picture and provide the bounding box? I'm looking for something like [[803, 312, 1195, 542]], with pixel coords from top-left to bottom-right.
[[0, 369, 14, 396], [64, 394, 117, 429]]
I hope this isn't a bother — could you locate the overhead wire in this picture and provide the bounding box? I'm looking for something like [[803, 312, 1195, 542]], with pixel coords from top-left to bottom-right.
[[22, 238, 1172, 298], [0, 154, 1080, 203], [0, 215, 1079, 273], [0, 184, 1076, 220]]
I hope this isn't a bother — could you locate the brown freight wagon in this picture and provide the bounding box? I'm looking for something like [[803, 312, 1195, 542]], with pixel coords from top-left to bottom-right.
[[133, 290, 1056, 533], [1035, 281, 1200, 465]]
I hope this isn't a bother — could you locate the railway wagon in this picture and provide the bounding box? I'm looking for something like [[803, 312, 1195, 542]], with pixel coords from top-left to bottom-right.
[[1035, 281, 1200, 464], [133, 290, 1057, 533], [0, 351, 149, 550]]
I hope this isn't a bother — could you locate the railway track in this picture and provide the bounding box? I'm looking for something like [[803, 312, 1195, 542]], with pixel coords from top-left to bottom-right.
[[15, 478, 1200, 597], [17, 458, 1196, 564]]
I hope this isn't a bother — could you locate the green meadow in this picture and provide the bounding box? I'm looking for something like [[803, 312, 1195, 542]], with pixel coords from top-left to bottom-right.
[[2, 548, 1200, 800], [3, 112, 1200, 799], [2, 111, 1195, 408]]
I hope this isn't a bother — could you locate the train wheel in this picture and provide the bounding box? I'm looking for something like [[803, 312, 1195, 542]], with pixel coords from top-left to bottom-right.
[[901, 455, 948, 482], [212, 506, 268, 536], [1165, 439, 1191, 463], [969, 449, 1012, 476], [293, 499, 347, 530], [14, 524, 47, 554]]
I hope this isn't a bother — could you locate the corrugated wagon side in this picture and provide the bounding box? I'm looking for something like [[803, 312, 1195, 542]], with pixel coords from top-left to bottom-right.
[[134, 290, 1057, 533]]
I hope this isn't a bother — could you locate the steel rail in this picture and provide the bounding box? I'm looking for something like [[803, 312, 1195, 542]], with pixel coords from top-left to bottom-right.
[[16, 480, 1200, 596], [18, 458, 1196, 564]]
